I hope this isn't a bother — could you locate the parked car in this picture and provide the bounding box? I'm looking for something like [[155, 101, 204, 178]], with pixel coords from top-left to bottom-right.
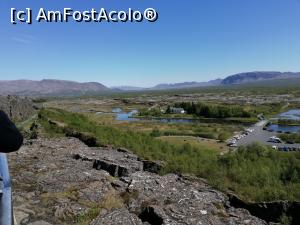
[[242, 131, 249, 135], [233, 135, 241, 140], [229, 143, 238, 147], [245, 128, 254, 133], [227, 139, 236, 146], [268, 136, 282, 143], [283, 147, 289, 152]]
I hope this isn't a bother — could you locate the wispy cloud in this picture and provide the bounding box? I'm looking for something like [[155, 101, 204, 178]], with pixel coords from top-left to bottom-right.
[[12, 35, 36, 44], [12, 37, 31, 44]]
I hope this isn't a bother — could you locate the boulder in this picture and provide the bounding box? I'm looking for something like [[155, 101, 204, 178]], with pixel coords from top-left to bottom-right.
[[142, 160, 164, 174]]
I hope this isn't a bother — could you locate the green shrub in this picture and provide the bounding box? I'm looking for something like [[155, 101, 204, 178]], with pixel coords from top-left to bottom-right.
[[279, 133, 300, 143], [218, 132, 230, 142], [150, 128, 161, 137]]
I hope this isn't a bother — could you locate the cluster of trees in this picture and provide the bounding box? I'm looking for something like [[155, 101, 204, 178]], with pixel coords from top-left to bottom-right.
[[217, 144, 300, 202], [39, 109, 300, 202], [138, 108, 163, 117], [174, 102, 252, 118]]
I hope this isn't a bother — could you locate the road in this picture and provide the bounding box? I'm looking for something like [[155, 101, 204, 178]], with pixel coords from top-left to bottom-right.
[[235, 120, 300, 149]]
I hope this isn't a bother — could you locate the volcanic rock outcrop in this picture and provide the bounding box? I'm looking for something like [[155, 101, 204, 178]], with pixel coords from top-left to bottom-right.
[[9, 138, 275, 225], [0, 95, 35, 121]]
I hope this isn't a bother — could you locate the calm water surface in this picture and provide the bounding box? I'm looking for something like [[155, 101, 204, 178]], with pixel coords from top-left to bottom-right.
[[268, 109, 300, 133], [278, 109, 300, 120]]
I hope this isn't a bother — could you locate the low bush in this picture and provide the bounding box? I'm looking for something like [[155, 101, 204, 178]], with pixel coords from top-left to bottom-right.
[[279, 133, 300, 143]]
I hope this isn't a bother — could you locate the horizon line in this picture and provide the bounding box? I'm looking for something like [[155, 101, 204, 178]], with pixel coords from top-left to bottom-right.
[[0, 70, 299, 88]]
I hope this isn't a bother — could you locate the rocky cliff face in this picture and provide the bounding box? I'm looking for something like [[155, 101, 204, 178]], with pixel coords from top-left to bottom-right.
[[0, 95, 35, 121], [9, 138, 274, 225]]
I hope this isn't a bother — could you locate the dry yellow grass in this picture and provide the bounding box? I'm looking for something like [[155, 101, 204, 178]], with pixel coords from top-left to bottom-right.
[[101, 190, 124, 210]]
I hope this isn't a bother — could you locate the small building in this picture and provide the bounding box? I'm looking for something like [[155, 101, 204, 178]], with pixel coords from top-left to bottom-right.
[[170, 107, 185, 114]]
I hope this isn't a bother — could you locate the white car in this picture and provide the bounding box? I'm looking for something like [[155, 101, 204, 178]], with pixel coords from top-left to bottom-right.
[[227, 139, 236, 146], [245, 128, 254, 133], [269, 136, 282, 143]]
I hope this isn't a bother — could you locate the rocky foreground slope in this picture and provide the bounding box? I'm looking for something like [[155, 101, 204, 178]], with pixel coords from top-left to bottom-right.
[[7, 137, 277, 225]]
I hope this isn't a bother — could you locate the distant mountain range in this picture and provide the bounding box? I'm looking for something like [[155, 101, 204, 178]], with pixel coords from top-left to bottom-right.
[[221, 71, 300, 85], [1, 72, 300, 96], [0, 79, 109, 96], [151, 79, 222, 90], [115, 71, 300, 91], [111, 86, 146, 91]]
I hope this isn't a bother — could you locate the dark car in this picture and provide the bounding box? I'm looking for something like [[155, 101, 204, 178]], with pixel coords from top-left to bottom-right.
[[283, 147, 289, 152]]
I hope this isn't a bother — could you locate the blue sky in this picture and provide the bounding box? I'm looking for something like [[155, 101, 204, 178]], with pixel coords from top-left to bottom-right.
[[1, 0, 300, 87]]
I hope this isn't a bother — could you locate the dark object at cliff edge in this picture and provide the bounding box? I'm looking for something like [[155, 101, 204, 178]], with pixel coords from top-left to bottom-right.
[[0, 110, 23, 153]]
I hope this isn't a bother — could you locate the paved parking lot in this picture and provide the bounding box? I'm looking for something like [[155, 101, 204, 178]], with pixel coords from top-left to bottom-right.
[[234, 120, 300, 149]]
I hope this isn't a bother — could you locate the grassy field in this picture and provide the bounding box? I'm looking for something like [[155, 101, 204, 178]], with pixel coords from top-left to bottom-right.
[[83, 110, 241, 141], [36, 108, 300, 202], [114, 120, 237, 140], [157, 136, 228, 153]]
